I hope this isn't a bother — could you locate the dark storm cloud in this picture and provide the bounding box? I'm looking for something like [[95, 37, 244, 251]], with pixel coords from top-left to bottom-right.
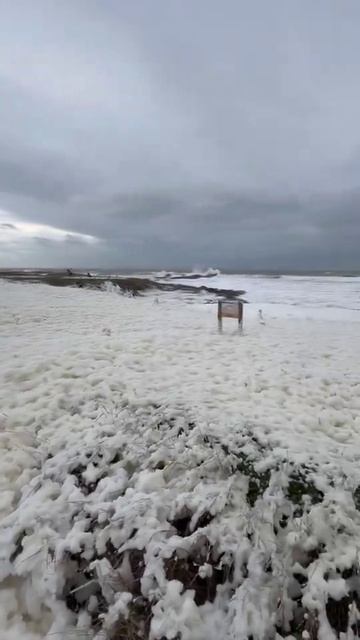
[[1, 0, 360, 268], [0, 158, 80, 203]]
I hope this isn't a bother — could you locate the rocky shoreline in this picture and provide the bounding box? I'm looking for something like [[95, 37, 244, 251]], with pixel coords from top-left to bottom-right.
[[0, 270, 246, 299]]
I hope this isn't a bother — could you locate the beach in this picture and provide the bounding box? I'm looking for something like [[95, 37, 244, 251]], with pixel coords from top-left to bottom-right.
[[1, 274, 360, 639]]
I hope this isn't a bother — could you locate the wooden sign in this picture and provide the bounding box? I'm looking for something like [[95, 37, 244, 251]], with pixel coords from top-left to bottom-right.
[[221, 303, 241, 318], [218, 300, 243, 331]]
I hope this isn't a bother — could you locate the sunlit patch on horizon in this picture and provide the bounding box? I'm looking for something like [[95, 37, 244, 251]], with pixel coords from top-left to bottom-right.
[[0, 209, 98, 244]]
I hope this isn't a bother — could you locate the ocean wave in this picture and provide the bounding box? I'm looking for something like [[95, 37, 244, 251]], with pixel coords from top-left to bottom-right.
[[155, 267, 220, 280]]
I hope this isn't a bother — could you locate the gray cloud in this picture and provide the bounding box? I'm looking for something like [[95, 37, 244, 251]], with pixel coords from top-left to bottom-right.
[[0, 223, 17, 229], [32, 237, 57, 247], [1, 0, 360, 269], [0, 158, 80, 203]]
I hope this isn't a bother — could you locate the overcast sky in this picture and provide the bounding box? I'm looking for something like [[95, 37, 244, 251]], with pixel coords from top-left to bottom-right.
[[0, 0, 360, 270]]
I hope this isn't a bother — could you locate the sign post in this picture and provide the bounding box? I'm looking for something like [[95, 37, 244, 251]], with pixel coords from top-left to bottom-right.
[[218, 299, 244, 332]]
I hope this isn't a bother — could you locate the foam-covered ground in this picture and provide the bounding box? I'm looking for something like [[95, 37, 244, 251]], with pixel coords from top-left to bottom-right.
[[1, 279, 360, 639]]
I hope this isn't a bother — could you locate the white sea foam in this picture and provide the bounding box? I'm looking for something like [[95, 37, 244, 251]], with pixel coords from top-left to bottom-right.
[[0, 278, 359, 639]]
